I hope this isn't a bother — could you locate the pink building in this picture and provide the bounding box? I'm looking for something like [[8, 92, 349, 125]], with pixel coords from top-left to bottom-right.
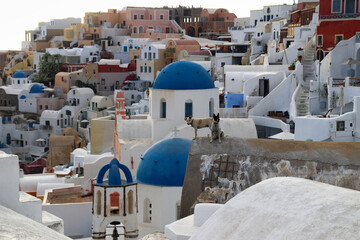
[[127, 7, 183, 37]]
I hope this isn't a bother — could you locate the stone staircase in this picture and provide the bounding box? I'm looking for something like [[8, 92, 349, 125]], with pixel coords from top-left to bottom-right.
[[296, 36, 316, 116], [296, 86, 310, 116]]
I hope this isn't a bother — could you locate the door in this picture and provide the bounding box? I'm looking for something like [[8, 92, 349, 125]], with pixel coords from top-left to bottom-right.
[[259, 79, 270, 97]]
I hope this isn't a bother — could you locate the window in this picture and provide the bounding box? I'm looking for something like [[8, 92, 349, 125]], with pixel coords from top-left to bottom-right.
[[101, 79, 105, 85], [335, 34, 343, 45], [160, 14, 164, 20], [160, 99, 166, 118], [141, 14, 144, 19], [150, 14, 152, 20], [185, 100, 193, 117], [145, 52, 147, 59], [109, 67, 112, 72], [45, 105, 48, 110], [337, 121, 345, 131], [153, 52, 156, 59], [332, 0, 342, 13], [140, 66, 143, 72], [345, 0, 356, 13], [18, 80, 20, 84], [57, 120, 59, 126], [93, 69, 96, 74], [145, 66, 147, 73], [134, 14, 138, 20], [149, 67, 152, 73], [128, 190, 134, 214], [40, 105, 43, 110], [209, 98, 214, 117], [317, 35, 323, 47]]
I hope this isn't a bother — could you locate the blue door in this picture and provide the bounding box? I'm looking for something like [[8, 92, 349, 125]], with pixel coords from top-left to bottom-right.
[[185, 102, 193, 117]]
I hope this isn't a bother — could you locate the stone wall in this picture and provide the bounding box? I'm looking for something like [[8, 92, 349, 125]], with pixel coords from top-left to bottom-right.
[[180, 137, 360, 218]]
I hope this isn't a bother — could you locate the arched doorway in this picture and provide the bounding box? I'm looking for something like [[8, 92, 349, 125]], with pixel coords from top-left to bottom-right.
[[187, 26, 195, 37], [133, 27, 137, 34], [198, 27, 203, 37], [185, 99, 193, 117], [139, 26, 144, 34], [316, 49, 324, 61]]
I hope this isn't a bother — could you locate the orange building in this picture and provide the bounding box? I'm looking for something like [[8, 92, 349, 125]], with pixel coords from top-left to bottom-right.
[[183, 8, 236, 37], [165, 40, 201, 64]]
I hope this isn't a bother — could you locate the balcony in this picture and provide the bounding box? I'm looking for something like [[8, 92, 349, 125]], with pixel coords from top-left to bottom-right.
[[320, 13, 360, 20], [40, 125, 53, 130]]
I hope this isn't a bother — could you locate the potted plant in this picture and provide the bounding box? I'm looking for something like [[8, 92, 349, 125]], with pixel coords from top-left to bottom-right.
[[288, 60, 296, 70], [297, 55, 302, 62], [297, 48, 304, 62]]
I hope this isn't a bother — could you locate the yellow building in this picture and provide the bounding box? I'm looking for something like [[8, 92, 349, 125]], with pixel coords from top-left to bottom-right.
[[63, 23, 89, 42], [4, 54, 34, 76]]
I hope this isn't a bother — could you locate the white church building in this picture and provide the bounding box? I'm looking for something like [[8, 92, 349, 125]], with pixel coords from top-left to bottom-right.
[[116, 61, 257, 177], [136, 137, 192, 237]]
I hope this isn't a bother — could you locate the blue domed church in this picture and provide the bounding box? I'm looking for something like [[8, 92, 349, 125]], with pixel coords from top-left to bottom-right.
[[136, 137, 192, 236], [116, 61, 223, 177]]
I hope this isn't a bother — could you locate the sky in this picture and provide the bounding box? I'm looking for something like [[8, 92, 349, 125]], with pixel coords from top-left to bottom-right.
[[0, 0, 295, 51]]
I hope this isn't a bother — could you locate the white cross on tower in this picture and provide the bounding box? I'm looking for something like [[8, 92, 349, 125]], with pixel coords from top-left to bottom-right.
[[172, 126, 180, 137]]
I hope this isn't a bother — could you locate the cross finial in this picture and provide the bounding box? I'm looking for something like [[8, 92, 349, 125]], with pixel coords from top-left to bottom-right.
[[172, 126, 180, 137]]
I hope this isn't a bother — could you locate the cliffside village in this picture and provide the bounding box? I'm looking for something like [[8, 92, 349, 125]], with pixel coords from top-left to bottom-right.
[[1, 0, 360, 239]]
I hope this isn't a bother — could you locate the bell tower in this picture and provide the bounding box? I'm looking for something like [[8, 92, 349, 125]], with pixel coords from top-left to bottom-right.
[[92, 158, 138, 239]]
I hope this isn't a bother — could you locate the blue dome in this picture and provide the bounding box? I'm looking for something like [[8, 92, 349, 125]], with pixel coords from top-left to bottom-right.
[[137, 138, 192, 187], [152, 61, 215, 90], [96, 158, 134, 186], [29, 84, 44, 94], [13, 72, 27, 78]]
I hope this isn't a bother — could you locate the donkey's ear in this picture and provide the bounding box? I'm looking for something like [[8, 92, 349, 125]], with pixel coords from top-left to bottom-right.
[[213, 113, 216, 117], [217, 113, 220, 117]]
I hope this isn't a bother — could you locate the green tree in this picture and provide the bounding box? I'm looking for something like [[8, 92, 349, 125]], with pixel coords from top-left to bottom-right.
[[33, 53, 62, 86]]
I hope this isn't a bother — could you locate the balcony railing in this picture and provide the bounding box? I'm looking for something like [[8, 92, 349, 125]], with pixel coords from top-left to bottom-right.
[[40, 125, 53, 130], [320, 13, 360, 20], [219, 108, 247, 118]]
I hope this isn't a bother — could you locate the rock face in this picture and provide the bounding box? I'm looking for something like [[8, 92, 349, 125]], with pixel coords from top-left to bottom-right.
[[180, 137, 360, 218]]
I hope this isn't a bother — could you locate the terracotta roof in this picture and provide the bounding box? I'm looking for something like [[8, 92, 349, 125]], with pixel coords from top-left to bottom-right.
[[187, 50, 211, 56], [174, 40, 200, 46]]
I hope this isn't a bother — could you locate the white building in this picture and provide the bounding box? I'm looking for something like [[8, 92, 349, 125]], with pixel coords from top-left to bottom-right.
[[46, 46, 100, 63], [250, 4, 295, 27], [116, 61, 257, 178], [87, 96, 114, 120], [38, 18, 81, 41], [136, 138, 191, 237], [0, 151, 64, 234], [295, 96, 360, 142], [166, 177, 360, 240], [62, 87, 95, 124]]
